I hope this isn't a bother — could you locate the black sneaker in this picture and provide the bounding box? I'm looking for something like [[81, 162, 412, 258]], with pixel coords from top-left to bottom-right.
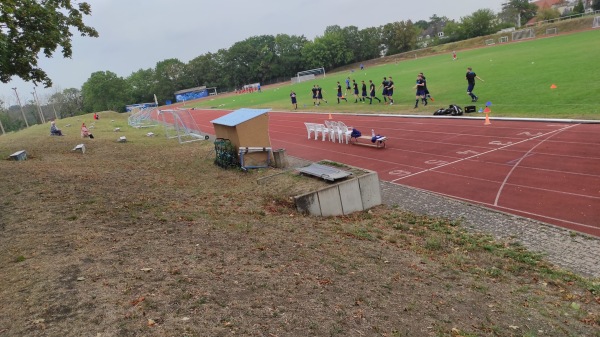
[[474, 97, 478, 102]]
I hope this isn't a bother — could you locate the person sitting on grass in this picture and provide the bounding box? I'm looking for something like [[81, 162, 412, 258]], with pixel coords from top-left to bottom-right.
[[81, 123, 94, 139], [50, 121, 63, 136]]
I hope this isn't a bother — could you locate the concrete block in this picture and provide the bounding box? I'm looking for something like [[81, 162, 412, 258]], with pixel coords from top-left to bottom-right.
[[10, 150, 27, 161], [358, 172, 382, 210], [338, 179, 363, 215], [118, 136, 127, 143], [295, 193, 322, 216], [72, 144, 85, 154], [317, 187, 343, 217]]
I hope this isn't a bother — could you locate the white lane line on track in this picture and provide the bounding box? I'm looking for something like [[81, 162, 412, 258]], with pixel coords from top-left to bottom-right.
[[390, 124, 579, 183], [493, 124, 579, 206]]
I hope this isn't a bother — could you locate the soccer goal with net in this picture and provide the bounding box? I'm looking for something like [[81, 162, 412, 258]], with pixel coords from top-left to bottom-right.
[[593, 16, 600, 29], [291, 67, 325, 84], [158, 109, 210, 144], [499, 36, 509, 43], [546, 27, 558, 35], [485, 39, 495, 46], [128, 106, 160, 129], [512, 28, 535, 41]]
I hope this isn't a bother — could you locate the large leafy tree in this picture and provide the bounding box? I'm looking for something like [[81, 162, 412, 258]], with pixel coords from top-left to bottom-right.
[[81, 71, 130, 112], [153, 58, 186, 103], [594, 0, 600, 11], [126, 68, 156, 104], [381, 21, 418, 56], [461, 9, 498, 39], [0, 0, 98, 87], [500, 0, 538, 27], [273, 34, 308, 78]]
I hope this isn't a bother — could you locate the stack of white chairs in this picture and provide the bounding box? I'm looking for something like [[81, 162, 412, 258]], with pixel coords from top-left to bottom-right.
[[304, 120, 353, 144], [336, 121, 353, 144]]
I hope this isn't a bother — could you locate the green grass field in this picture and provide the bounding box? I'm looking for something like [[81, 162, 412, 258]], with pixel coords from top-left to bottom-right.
[[190, 29, 600, 119]]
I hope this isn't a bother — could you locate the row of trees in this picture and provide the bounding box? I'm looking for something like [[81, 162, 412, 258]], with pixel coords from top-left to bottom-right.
[[2, 0, 600, 132]]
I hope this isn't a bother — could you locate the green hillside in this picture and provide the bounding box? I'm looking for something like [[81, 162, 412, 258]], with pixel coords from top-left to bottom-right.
[[190, 29, 600, 119]]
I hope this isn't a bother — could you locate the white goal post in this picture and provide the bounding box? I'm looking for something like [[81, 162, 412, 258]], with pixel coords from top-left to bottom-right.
[[593, 16, 600, 29], [545, 27, 558, 35], [292, 67, 325, 84], [485, 39, 495, 46], [512, 28, 535, 41], [499, 36, 509, 43]]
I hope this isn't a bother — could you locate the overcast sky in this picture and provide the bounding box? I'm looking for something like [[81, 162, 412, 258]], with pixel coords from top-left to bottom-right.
[[1, 0, 505, 107]]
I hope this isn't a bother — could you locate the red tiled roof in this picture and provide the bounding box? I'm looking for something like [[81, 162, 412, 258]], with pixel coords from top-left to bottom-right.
[[532, 0, 562, 9]]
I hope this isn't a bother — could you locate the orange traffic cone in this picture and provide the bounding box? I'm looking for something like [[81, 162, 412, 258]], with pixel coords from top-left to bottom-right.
[[484, 108, 491, 125], [328, 113, 333, 120], [550, 84, 557, 89]]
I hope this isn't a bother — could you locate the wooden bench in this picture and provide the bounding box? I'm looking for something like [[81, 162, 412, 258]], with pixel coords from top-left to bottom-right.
[[350, 136, 387, 148]]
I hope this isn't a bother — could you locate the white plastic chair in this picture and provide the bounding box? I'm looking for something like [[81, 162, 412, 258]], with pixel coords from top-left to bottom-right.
[[337, 121, 353, 144], [314, 124, 330, 141], [304, 122, 317, 139], [324, 120, 336, 142]]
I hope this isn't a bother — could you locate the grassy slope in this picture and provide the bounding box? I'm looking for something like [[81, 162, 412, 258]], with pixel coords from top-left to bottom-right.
[[190, 29, 600, 119]]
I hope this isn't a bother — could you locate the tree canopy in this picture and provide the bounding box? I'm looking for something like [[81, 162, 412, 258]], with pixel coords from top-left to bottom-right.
[[0, 0, 98, 87]]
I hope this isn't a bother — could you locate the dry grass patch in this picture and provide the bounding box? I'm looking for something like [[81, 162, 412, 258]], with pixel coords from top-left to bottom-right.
[[0, 112, 598, 337]]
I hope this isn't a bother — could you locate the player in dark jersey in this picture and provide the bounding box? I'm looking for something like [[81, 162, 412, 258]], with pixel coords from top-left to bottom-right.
[[316, 85, 327, 105], [419, 72, 433, 103], [386, 76, 395, 105], [336, 82, 348, 103], [361, 80, 369, 104], [352, 80, 360, 103], [414, 74, 426, 108], [466, 67, 484, 102], [290, 91, 298, 110], [379, 77, 389, 103], [311, 85, 318, 105], [369, 80, 381, 104]]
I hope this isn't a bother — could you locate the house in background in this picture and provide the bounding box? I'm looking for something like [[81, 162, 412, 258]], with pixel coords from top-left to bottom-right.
[[417, 22, 447, 48]]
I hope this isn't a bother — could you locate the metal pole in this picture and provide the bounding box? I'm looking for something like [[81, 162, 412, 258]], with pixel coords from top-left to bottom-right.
[[52, 103, 59, 120], [33, 87, 45, 123], [12, 87, 29, 128], [0, 117, 5, 135]]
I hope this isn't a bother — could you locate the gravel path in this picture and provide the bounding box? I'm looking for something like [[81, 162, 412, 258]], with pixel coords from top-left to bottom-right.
[[380, 181, 600, 279]]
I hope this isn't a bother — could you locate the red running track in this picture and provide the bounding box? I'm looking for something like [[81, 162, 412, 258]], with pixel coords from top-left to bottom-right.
[[181, 109, 600, 237]]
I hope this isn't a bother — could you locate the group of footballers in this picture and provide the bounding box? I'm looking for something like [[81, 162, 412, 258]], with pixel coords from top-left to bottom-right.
[[292, 67, 482, 110]]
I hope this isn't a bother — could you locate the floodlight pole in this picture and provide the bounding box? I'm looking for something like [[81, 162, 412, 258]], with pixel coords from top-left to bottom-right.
[[32, 87, 46, 124], [12, 87, 29, 128]]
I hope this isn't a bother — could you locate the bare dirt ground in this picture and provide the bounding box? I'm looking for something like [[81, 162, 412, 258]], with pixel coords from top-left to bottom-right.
[[0, 113, 598, 337]]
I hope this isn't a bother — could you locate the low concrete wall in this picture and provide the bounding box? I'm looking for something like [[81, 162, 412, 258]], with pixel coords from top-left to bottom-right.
[[294, 171, 382, 216]]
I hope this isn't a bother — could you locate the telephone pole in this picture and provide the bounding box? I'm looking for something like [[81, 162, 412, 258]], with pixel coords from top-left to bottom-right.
[[12, 87, 29, 128]]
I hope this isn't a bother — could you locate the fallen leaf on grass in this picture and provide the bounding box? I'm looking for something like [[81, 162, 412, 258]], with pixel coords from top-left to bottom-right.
[[147, 319, 156, 327], [140, 268, 153, 272], [131, 296, 145, 306], [509, 325, 519, 329]]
